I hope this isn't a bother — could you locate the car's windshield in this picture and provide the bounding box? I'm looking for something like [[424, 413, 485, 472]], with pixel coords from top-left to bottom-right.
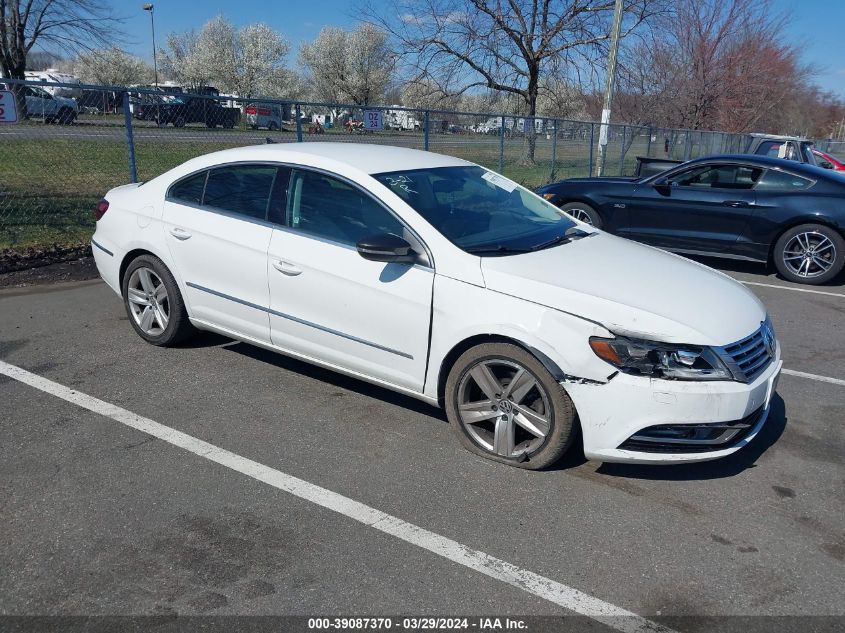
[[373, 165, 577, 254]]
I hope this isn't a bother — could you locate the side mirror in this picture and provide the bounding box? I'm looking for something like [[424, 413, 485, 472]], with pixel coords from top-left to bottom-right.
[[356, 233, 416, 263]]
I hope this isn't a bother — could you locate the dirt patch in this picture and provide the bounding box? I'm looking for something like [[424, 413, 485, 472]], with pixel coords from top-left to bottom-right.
[[0, 255, 99, 289]]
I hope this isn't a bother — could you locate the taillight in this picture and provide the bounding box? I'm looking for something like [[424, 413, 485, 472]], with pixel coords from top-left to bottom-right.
[[245, 105, 257, 115], [95, 198, 109, 221]]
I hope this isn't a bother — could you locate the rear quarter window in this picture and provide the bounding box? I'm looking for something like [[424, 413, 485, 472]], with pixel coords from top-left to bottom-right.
[[168, 171, 207, 204], [755, 170, 813, 192]]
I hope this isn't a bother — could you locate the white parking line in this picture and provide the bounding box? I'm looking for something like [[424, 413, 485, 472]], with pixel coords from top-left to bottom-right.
[[0, 359, 673, 633], [740, 280, 845, 299], [781, 368, 845, 387]]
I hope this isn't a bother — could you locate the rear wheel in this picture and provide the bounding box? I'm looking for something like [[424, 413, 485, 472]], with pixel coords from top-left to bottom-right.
[[122, 255, 195, 346], [57, 107, 76, 125], [268, 121, 279, 131], [558, 201, 603, 228], [773, 224, 844, 285], [173, 115, 186, 128], [445, 343, 576, 469]]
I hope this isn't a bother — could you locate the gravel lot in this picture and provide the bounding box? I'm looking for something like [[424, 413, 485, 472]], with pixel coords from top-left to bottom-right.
[[0, 257, 843, 632]]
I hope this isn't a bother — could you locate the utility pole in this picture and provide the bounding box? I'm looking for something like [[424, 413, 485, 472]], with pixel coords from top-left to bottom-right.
[[143, 4, 158, 87], [594, 0, 624, 177]]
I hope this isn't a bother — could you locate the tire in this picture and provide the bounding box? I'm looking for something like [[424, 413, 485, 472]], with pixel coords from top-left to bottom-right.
[[122, 254, 196, 346], [773, 223, 845, 285], [173, 115, 186, 128], [445, 343, 576, 470], [58, 108, 76, 125], [558, 202, 603, 228], [268, 122, 279, 132]]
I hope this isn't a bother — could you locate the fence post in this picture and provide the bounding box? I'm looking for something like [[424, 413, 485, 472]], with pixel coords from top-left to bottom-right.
[[646, 127, 652, 157], [295, 104, 303, 142], [424, 110, 430, 151], [619, 125, 626, 176], [588, 123, 595, 177], [498, 116, 506, 173], [550, 119, 557, 182], [122, 92, 138, 184], [683, 131, 691, 161]]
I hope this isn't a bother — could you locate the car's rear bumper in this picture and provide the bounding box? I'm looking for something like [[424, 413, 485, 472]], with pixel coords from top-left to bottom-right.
[[564, 356, 782, 464]]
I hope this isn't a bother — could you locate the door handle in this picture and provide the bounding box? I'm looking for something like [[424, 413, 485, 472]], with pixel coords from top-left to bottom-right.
[[169, 227, 192, 240], [272, 260, 302, 276], [724, 200, 751, 208]]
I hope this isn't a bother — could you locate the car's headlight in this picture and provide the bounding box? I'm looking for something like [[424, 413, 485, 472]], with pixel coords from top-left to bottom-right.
[[589, 336, 732, 381]]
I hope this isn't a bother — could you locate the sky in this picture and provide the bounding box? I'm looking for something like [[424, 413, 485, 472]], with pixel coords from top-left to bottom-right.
[[112, 0, 845, 97]]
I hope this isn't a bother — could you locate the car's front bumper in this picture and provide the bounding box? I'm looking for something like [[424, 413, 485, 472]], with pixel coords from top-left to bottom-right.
[[564, 355, 782, 464]]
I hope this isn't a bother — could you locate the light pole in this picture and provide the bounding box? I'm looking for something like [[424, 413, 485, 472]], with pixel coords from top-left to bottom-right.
[[143, 3, 158, 87]]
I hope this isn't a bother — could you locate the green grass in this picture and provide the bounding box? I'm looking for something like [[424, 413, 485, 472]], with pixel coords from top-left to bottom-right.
[[0, 126, 634, 251]]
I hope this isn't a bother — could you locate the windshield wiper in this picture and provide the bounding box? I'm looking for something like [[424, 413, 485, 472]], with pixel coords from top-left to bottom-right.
[[465, 244, 533, 255], [531, 227, 595, 252]]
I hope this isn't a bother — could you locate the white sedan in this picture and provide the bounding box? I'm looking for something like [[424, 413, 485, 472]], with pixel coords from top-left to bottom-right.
[[92, 143, 782, 468]]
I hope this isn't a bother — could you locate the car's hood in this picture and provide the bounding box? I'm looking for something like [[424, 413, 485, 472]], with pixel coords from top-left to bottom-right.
[[480, 232, 766, 346]]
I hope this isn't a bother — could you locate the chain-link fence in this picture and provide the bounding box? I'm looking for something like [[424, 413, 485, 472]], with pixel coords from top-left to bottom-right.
[[1, 77, 834, 255]]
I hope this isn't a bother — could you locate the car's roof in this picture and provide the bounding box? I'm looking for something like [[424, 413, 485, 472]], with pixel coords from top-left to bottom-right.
[[187, 143, 472, 175], [749, 133, 812, 142], [684, 153, 808, 168]]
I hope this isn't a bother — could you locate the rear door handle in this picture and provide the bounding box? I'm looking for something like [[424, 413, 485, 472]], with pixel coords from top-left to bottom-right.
[[724, 200, 751, 208], [169, 227, 192, 240], [272, 260, 302, 276]]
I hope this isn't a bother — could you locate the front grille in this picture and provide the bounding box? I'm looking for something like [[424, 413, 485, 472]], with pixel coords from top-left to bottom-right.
[[717, 321, 776, 383], [618, 406, 764, 453]]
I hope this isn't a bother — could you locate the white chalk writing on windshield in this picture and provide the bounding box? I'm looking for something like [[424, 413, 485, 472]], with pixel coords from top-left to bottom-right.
[[384, 175, 418, 194]]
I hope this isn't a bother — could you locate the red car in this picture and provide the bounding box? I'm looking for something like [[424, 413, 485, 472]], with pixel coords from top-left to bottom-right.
[[813, 148, 845, 171]]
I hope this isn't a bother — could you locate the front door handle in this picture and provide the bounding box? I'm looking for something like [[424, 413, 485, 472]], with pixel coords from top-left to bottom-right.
[[169, 227, 192, 240], [724, 200, 751, 208], [272, 260, 302, 276]]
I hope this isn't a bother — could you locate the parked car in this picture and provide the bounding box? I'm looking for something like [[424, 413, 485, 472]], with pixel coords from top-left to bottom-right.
[[245, 103, 284, 131], [747, 133, 817, 165], [0, 82, 78, 124], [91, 144, 781, 469], [812, 149, 845, 172], [536, 154, 845, 285], [132, 94, 187, 127]]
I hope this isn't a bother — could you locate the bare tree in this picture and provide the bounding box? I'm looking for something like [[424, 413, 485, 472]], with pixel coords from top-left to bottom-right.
[[0, 0, 122, 112], [615, 0, 801, 134], [368, 0, 659, 162], [299, 23, 394, 107]]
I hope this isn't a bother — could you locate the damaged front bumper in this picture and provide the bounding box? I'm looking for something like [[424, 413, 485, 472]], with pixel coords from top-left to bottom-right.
[[563, 355, 783, 464]]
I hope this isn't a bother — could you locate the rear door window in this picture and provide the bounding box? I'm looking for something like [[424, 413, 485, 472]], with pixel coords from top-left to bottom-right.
[[203, 165, 278, 220]]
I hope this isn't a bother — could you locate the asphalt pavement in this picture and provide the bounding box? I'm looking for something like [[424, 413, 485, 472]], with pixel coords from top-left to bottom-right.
[[0, 260, 843, 631]]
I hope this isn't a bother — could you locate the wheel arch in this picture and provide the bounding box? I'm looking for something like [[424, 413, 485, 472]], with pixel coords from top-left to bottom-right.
[[767, 217, 845, 263], [119, 248, 165, 292], [435, 334, 567, 407]]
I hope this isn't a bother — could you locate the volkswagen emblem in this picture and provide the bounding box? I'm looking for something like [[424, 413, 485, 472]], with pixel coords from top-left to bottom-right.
[[761, 321, 776, 357]]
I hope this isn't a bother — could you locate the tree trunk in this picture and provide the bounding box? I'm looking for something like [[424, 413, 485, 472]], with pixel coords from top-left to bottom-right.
[[519, 65, 540, 165]]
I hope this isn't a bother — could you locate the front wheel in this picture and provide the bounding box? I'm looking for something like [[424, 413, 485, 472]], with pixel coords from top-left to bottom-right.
[[558, 202, 603, 228], [445, 343, 576, 469], [773, 224, 844, 285], [122, 255, 196, 346]]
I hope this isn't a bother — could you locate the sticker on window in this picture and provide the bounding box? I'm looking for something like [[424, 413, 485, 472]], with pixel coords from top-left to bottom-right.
[[384, 175, 418, 194], [482, 171, 517, 192]]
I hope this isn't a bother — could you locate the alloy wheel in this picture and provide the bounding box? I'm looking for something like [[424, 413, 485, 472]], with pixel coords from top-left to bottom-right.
[[782, 231, 836, 279], [457, 359, 551, 459], [562, 207, 594, 225], [126, 267, 170, 336]]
